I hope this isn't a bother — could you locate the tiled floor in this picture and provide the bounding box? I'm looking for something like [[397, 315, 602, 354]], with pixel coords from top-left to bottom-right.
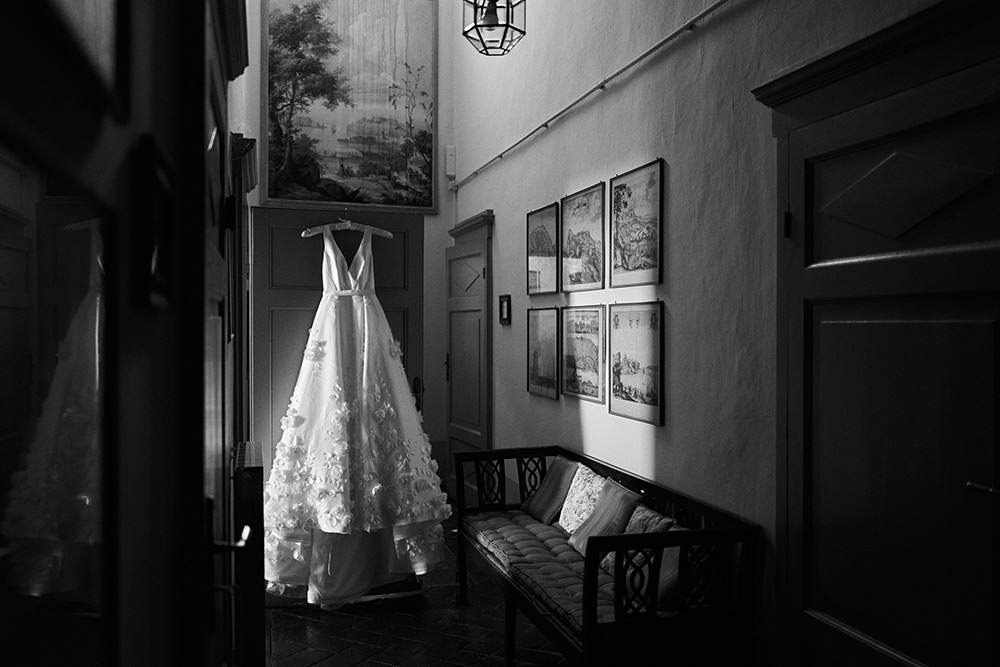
[[265, 520, 575, 667]]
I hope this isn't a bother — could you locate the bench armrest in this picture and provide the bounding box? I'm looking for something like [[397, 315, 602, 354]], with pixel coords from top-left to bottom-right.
[[582, 525, 759, 629], [454, 446, 562, 514]]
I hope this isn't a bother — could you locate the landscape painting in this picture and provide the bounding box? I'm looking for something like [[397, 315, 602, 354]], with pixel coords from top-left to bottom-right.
[[609, 302, 663, 425], [561, 306, 605, 403], [527, 308, 559, 399], [264, 0, 436, 210], [560, 183, 605, 292], [611, 159, 663, 287], [526, 203, 558, 295]]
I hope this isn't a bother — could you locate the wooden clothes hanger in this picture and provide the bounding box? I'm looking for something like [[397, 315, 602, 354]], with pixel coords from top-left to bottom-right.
[[300, 217, 393, 239]]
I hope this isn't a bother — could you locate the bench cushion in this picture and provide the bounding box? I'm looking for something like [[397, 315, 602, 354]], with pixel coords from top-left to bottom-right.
[[462, 510, 583, 570], [509, 560, 618, 638]]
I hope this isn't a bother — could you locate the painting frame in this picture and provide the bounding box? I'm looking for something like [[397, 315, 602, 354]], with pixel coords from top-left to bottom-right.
[[526, 202, 559, 295], [608, 301, 664, 425], [561, 305, 606, 404], [610, 158, 663, 288], [560, 182, 605, 292], [261, 0, 438, 213], [527, 307, 559, 400]]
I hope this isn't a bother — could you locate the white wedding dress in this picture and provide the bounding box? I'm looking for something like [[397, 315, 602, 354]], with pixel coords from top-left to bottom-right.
[[2, 231, 103, 601], [263, 226, 450, 607]]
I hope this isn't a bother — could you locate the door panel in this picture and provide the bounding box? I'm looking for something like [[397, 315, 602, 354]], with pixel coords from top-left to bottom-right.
[[808, 107, 999, 266], [251, 208, 424, 479], [788, 80, 1000, 667], [758, 9, 1000, 664], [449, 309, 482, 430], [806, 303, 996, 665], [445, 224, 492, 499]]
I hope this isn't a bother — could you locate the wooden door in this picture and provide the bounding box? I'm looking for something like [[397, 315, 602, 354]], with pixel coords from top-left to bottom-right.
[[757, 5, 1000, 665], [445, 211, 493, 499], [251, 208, 424, 479]]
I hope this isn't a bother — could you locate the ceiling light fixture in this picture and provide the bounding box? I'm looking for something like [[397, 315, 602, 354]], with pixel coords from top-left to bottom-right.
[[462, 0, 525, 56]]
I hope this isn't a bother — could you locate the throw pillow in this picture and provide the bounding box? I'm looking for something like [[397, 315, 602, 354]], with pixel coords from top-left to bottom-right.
[[567, 479, 641, 555], [520, 456, 579, 524], [556, 464, 605, 533]]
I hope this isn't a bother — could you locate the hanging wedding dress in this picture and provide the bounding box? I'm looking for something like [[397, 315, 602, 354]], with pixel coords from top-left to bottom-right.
[[263, 226, 451, 608], [2, 230, 103, 601]]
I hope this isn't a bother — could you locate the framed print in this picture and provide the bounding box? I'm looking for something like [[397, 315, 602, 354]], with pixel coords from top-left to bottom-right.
[[499, 294, 512, 325], [560, 182, 605, 292], [609, 302, 664, 425], [527, 308, 559, 399], [263, 0, 437, 211], [611, 158, 663, 287], [561, 305, 605, 403], [526, 202, 559, 295]]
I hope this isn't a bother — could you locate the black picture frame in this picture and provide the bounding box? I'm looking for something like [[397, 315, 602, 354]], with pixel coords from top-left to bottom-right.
[[610, 158, 663, 288], [499, 294, 512, 325], [527, 307, 559, 399], [526, 202, 559, 295], [608, 301, 664, 425], [560, 182, 605, 292], [561, 305, 606, 403]]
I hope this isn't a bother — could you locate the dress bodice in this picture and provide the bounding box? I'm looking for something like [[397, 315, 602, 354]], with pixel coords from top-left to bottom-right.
[[322, 227, 375, 293]]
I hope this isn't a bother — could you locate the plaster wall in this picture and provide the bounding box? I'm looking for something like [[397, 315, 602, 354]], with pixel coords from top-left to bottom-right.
[[445, 0, 939, 652]]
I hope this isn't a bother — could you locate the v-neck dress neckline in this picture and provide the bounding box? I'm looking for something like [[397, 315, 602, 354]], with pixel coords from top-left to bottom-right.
[[323, 226, 371, 292]]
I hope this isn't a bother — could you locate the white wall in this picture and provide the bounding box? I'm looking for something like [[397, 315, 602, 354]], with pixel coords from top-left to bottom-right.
[[444, 0, 939, 648]]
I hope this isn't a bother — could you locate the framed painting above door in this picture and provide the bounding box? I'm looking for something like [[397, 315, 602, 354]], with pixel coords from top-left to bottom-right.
[[261, 0, 437, 212]]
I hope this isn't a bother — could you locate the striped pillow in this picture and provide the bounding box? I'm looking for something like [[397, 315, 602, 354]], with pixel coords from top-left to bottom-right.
[[568, 479, 641, 554], [521, 456, 579, 524]]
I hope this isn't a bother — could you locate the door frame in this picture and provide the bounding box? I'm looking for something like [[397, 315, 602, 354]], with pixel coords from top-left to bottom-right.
[[445, 210, 494, 499], [754, 2, 1000, 663]]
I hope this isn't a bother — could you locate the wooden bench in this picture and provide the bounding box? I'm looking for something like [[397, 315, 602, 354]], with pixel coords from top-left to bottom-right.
[[454, 445, 759, 666]]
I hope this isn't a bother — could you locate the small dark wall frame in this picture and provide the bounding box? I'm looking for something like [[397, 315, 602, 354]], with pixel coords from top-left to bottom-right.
[[526, 202, 559, 295], [527, 307, 559, 399], [608, 301, 664, 425], [610, 158, 663, 288], [499, 294, 512, 325], [560, 182, 605, 292]]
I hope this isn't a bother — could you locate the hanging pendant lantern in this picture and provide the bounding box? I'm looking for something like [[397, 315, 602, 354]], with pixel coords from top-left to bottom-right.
[[462, 0, 526, 56]]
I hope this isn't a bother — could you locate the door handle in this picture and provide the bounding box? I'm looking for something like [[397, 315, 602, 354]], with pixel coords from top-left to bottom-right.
[[443, 353, 450, 382], [966, 481, 999, 496], [213, 524, 251, 551]]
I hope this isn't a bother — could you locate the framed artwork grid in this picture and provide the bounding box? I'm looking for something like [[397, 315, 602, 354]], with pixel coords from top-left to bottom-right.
[[561, 305, 605, 403], [560, 182, 605, 292], [608, 301, 664, 425], [527, 307, 559, 399], [610, 158, 663, 288], [526, 202, 559, 295]]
